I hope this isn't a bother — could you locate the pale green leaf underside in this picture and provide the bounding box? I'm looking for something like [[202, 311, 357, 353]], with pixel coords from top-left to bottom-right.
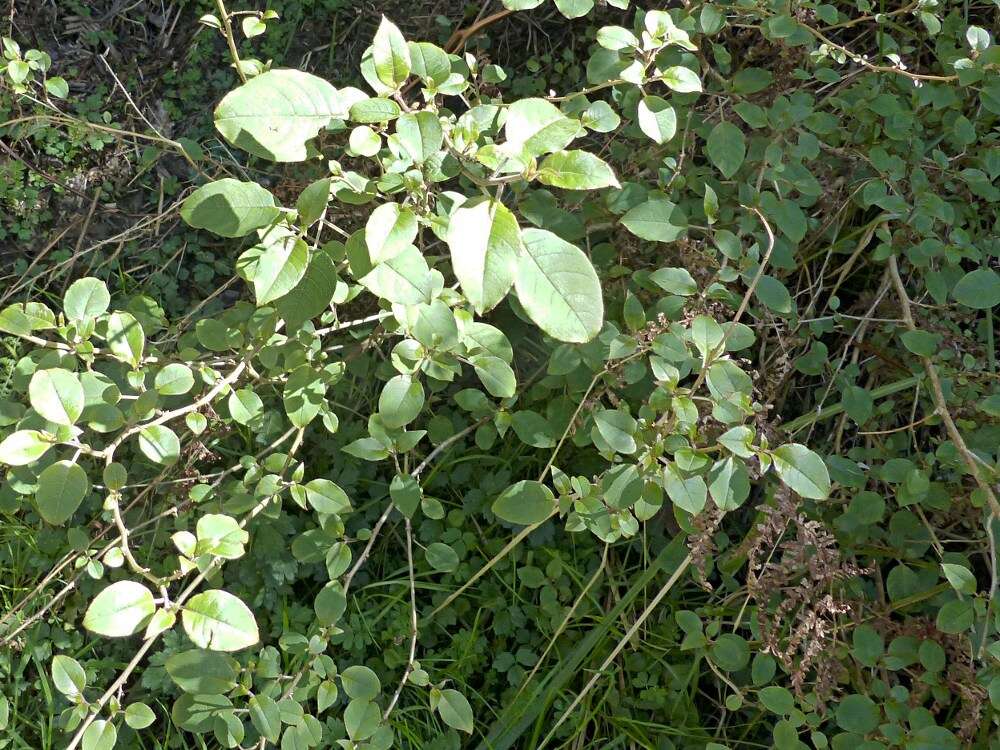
[[182, 589, 260, 651], [214, 69, 347, 162], [447, 199, 521, 313], [515, 228, 603, 343], [83, 581, 155, 637]]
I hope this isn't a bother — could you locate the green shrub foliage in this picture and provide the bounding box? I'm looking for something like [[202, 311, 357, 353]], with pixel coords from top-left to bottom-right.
[[1, 1, 999, 748]]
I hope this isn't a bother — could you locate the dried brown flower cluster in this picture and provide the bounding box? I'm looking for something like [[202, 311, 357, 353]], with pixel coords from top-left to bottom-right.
[[747, 486, 870, 704], [687, 504, 725, 588]]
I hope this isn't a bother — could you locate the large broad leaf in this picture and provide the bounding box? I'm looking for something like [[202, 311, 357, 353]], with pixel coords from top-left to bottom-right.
[[154, 363, 195, 396], [63, 278, 110, 321], [366, 203, 418, 263], [436, 689, 473, 734], [195, 514, 248, 559], [637, 95, 677, 144], [0, 302, 56, 335], [283, 365, 326, 427], [83, 580, 155, 637], [706, 121, 746, 178], [29, 368, 84, 426], [105, 311, 145, 367], [621, 199, 687, 242], [408, 42, 450, 86], [341, 665, 381, 700], [537, 150, 620, 190], [0, 429, 54, 466], [708, 456, 750, 510], [359, 245, 437, 304], [166, 649, 239, 694], [51, 655, 87, 699], [396, 110, 443, 163], [123, 703, 156, 730], [663, 464, 707, 514], [447, 199, 521, 313], [772, 443, 831, 499], [36, 460, 89, 525], [181, 589, 259, 651], [138, 424, 180, 465], [515, 228, 603, 343], [275, 244, 340, 330], [171, 693, 233, 733], [180, 179, 280, 238], [214, 69, 347, 162], [471, 355, 516, 398], [661, 65, 702, 92], [372, 16, 411, 89], [952, 268, 1000, 309], [504, 98, 582, 158], [81, 720, 117, 750], [492, 480, 554, 525], [378, 374, 424, 428], [249, 695, 281, 743], [593, 409, 637, 454], [236, 225, 309, 305]]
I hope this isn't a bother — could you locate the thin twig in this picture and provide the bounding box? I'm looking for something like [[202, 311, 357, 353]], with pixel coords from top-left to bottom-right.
[[215, 0, 247, 83], [887, 255, 1000, 519], [383, 518, 417, 721]]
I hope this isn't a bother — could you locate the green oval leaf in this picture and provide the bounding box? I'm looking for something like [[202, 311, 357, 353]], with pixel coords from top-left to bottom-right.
[[36, 460, 89, 525], [436, 688, 473, 734], [492, 480, 554, 525], [105, 311, 145, 367], [515, 228, 603, 343], [537, 149, 620, 190], [154, 363, 195, 396], [51, 655, 87, 699], [64, 278, 110, 320], [447, 199, 521, 314], [706, 121, 746, 178], [236, 226, 309, 305], [214, 69, 348, 161], [124, 702, 156, 729], [166, 649, 239, 694], [621, 199, 687, 243], [0, 429, 54, 466], [81, 719, 117, 750], [181, 589, 259, 651], [341, 665, 381, 701], [83, 580, 155, 637], [952, 268, 1000, 309], [29, 368, 84, 426], [138, 424, 180, 465], [180, 178, 280, 238], [378, 374, 424, 428], [772, 443, 831, 500]]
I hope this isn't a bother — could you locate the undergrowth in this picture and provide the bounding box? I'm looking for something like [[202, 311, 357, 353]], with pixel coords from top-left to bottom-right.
[[1, 1, 999, 749]]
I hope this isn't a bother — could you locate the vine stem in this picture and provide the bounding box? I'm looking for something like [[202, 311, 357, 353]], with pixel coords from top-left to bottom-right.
[[798, 22, 957, 83], [886, 255, 1000, 519], [102, 360, 248, 463], [215, 0, 247, 83], [383, 517, 417, 721]]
